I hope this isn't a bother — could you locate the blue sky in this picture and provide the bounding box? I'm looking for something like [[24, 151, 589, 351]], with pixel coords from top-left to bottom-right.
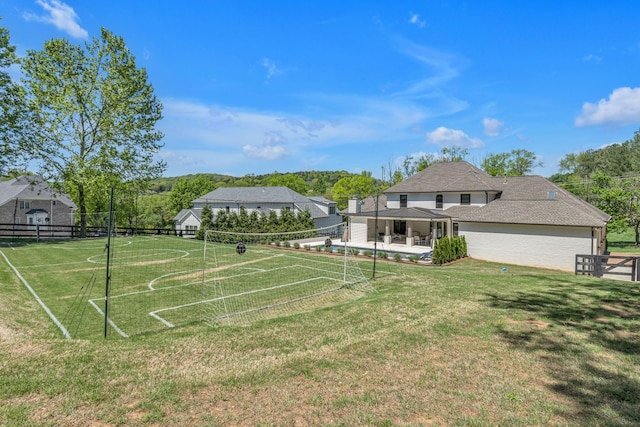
[[3, 0, 640, 179]]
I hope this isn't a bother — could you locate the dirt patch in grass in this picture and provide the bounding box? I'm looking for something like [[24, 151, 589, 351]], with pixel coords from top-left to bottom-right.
[[505, 317, 552, 330], [0, 324, 16, 340]]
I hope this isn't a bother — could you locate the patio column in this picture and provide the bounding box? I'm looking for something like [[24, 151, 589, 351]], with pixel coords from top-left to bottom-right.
[[407, 221, 414, 246], [384, 220, 392, 245]]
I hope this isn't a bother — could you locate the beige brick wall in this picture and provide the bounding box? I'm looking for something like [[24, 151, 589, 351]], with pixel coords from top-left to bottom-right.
[[1, 199, 75, 225]]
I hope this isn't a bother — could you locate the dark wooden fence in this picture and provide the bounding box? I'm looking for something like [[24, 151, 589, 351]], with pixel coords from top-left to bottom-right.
[[576, 254, 639, 281], [0, 222, 180, 240]]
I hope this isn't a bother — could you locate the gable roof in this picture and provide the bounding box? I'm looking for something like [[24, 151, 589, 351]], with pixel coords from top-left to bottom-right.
[[173, 208, 202, 223], [385, 161, 499, 194], [357, 162, 610, 228], [195, 186, 311, 205], [0, 175, 76, 209], [446, 175, 610, 227], [308, 196, 336, 205], [192, 186, 331, 220], [360, 194, 387, 212]]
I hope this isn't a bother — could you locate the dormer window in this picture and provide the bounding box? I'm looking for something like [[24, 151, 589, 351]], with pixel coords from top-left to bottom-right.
[[436, 194, 443, 209], [461, 194, 471, 205], [400, 194, 407, 208]]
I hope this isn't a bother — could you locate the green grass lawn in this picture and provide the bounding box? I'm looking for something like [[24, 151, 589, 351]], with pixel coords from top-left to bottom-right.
[[1, 238, 639, 426], [0, 236, 373, 338], [607, 228, 640, 253]]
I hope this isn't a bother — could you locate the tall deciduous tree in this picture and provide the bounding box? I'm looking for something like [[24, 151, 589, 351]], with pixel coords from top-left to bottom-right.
[[440, 146, 469, 162], [0, 22, 29, 175], [481, 149, 542, 176], [21, 28, 165, 235], [169, 176, 216, 214], [558, 132, 640, 178], [397, 147, 468, 181], [591, 172, 640, 245], [264, 173, 309, 194], [400, 154, 434, 179], [331, 172, 377, 210]]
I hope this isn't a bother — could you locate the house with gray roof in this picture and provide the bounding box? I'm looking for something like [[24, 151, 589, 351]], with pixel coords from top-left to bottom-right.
[[347, 161, 610, 271], [0, 175, 76, 235], [174, 186, 342, 236]]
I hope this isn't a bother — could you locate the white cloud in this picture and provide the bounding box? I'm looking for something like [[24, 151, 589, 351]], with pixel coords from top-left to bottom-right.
[[482, 118, 504, 137], [262, 57, 283, 81], [575, 87, 640, 127], [409, 13, 426, 28], [388, 39, 469, 116], [157, 67, 472, 174], [426, 126, 484, 149], [243, 144, 288, 160], [23, 0, 88, 39]]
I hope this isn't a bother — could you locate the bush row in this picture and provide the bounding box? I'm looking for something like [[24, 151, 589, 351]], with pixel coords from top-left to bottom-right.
[[431, 235, 467, 265]]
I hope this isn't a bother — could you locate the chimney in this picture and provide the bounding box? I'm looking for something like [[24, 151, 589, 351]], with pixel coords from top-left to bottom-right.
[[348, 196, 361, 214]]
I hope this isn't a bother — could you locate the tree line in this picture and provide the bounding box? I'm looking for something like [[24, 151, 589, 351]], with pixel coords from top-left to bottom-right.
[[551, 131, 640, 245]]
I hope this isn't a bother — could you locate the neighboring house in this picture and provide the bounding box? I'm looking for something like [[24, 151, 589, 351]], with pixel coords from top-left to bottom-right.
[[174, 186, 342, 236], [347, 161, 611, 272], [173, 208, 202, 236], [0, 175, 77, 233]]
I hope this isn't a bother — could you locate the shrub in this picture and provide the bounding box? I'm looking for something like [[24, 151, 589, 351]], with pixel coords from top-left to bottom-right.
[[393, 253, 402, 262], [283, 241, 291, 248], [315, 245, 322, 252], [363, 250, 373, 257], [304, 244, 311, 251], [432, 236, 468, 265], [293, 242, 300, 249], [378, 252, 388, 259], [408, 255, 419, 263], [324, 245, 333, 253]]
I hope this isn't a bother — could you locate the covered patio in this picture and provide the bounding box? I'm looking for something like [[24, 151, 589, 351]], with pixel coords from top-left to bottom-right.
[[348, 207, 454, 249]]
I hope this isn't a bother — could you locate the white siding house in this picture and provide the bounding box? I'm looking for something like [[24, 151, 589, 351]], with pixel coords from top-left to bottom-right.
[[174, 186, 342, 236], [348, 162, 610, 272]]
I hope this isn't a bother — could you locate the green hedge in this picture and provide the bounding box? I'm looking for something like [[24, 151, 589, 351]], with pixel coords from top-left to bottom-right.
[[431, 235, 467, 265]]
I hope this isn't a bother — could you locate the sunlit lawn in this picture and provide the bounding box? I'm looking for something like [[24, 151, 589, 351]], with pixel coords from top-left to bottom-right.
[[607, 228, 640, 254], [0, 238, 638, 426]]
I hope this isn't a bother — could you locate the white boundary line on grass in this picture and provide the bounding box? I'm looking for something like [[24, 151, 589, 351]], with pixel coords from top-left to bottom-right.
[[148, 275, 341, 328], [89, 253, 362, 333], [148, 270, 192, 290], [0, 249, 71, 340], [87, 299, 129, 338], [86, 249, 190, 264]]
